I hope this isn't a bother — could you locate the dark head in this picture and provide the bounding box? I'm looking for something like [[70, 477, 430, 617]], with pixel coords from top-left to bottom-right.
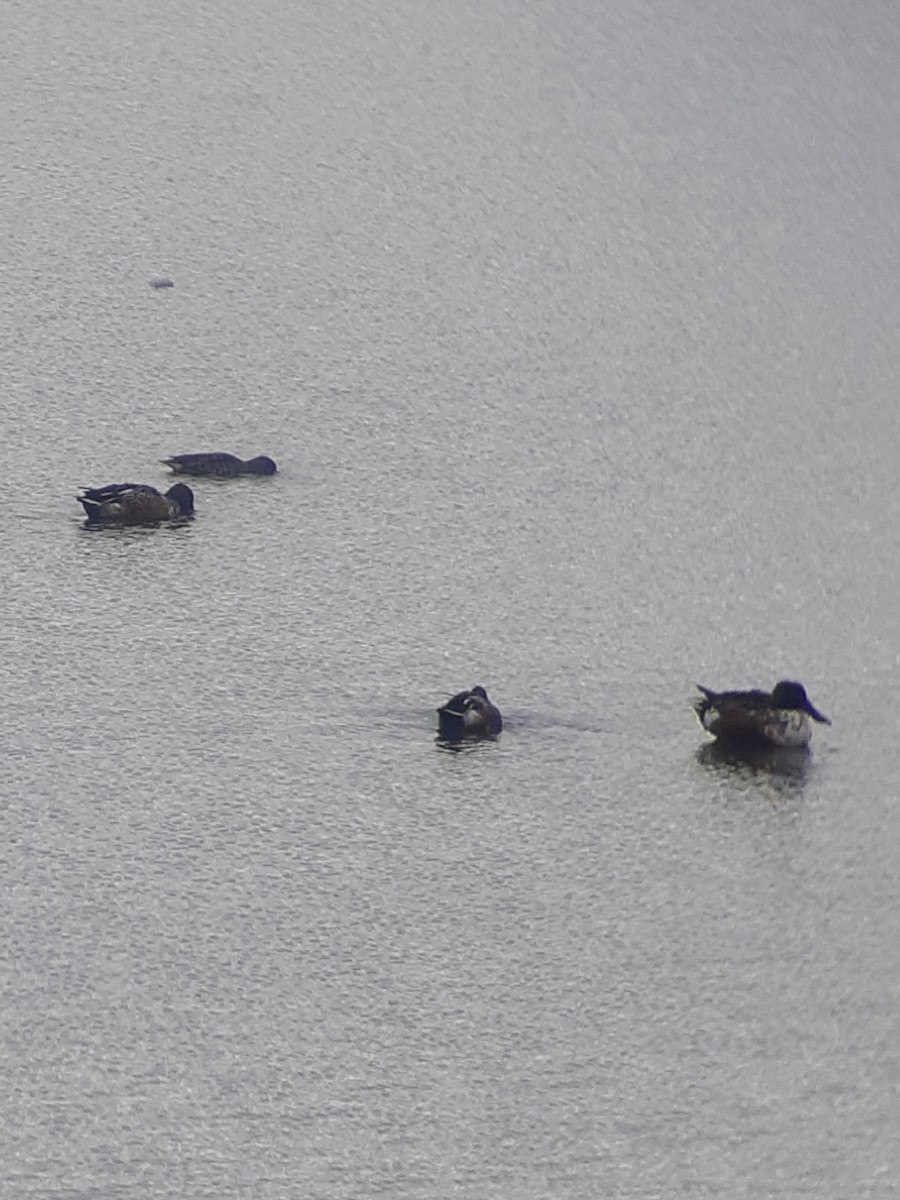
[[166, 483, 195, 516], [466, 686, 502, 734], [243, 455, 277, 475], [771, 680, 830, 724]]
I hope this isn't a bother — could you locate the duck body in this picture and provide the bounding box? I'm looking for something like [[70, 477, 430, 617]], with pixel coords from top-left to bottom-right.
[[694, 680, 830, 748], [78, 482, 194, 525], [161, 452, 277, 478], [437, 685, 503, 740]]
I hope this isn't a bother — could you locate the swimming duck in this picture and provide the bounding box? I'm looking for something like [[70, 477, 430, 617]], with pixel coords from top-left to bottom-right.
[[161, 453, 277, 478], [78, 482, 195, 525], [693, 680, 830, 748], [437, 686, 503, 740]]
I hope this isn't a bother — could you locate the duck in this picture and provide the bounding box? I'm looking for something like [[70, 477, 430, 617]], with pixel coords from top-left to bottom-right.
[[78, 482, 195, 525], [161, 452, 277, 478], [437, 686, 503, 740], [693, 680, 830, 748]]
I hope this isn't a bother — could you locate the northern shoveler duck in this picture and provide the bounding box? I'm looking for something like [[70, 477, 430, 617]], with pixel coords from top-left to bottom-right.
[[694, 680, 830, 748], [161, 453, 277, 478], [437, 686, 503, 740], [78, 482, 194, 525]]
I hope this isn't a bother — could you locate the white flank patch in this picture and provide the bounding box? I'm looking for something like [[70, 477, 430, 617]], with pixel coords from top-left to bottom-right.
[[764, 711, 811, 747]]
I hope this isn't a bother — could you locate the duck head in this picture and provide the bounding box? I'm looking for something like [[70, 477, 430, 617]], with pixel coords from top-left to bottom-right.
[[771, 681, 830, 724], [244, 456, 278, 475], [166, 483, 195, 516]]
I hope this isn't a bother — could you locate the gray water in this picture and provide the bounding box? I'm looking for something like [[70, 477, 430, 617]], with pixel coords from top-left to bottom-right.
[[3, 1, 900, 1196]]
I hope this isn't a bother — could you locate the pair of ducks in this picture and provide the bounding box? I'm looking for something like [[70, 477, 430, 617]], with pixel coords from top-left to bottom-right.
[[438, 680, 830, 748], [77, 453, 277, 524]]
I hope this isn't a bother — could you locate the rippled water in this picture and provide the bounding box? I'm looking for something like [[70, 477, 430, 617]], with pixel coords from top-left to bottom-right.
[[4, 1, 900, 1196]]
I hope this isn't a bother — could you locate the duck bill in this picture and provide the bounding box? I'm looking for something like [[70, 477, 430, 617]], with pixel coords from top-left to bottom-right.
[[805, 701, 830, 724]]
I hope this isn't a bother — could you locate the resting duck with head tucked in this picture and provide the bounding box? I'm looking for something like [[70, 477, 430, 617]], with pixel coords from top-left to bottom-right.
[[437, 685, 503, 741], [694, 679, 830, 748], [78, 482, 195, 525], [161, 452, 277, 478]]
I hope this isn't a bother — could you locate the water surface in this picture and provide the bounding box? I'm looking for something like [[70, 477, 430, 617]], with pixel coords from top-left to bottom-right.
[[3, 1, 900, 1196]]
